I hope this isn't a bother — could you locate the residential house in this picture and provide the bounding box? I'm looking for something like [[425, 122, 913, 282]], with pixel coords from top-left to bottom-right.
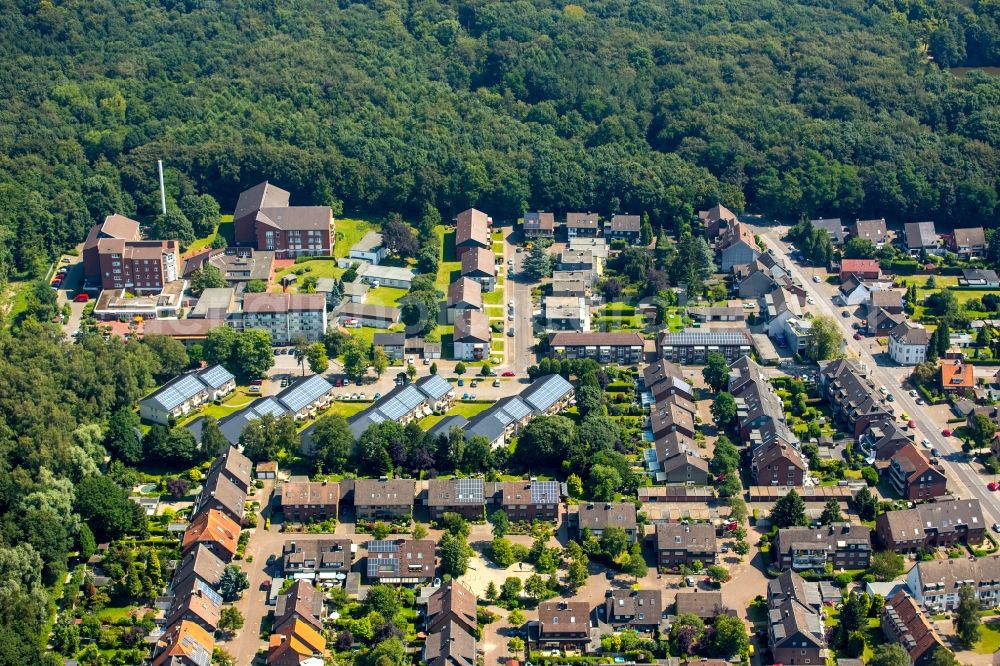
[[232, 181, 333, 259], [426, 581, 478, 635], [736, 254, 799, 300], [699, 204, 739, 239], [946, 227, 987, 258], [819, 358, 891, 438], [165, 576, 222, 635], [875, 499, 985, 554], [606, 214, 641, 243], [605, 589, 663, 631], [274, 580, 325, 633], [454, 208, 491, 258], [570, 502, 638, 541], [500, 480, 562, 522], [139, 365, 236, 425], [523, 212, 555, 238], [657, 329, 753, 364], [336, 302, 400, 329], [243, 292, 327, 343], [207, 446, 253, 492], [183, 247, 274, 287], [852, 218, 888, 247], [655, 523, 716, 570], [548, 332, 645, 364], [191, 467, 246, 525], [453, 310, 491, 361], [447, 278, 483, 324], [773, 524, 872, 571], [365, 539, 436, 584], [536, 601, 591, 651], [752, 438, 808, 487], [462, 396, 534, 449], [424, 621, 476, 666], [568, 236, 608, 259], [649, 394, 697, 439], [674, 591, 733, 620], [426, 478, 486, 522], [858, 421, 913, 461], [782, 317, 814, 353], [653, 431, 711, 485], [869, 289, 904, 315], [643, 360, 694, 402], [343, 230, 388, 266], [718, 222, 760, 271], [181, 509, 240, 562], [559, 249, 601, 274], [151, 620, 214, 666], [962, 268, 1000, 288], [687, 306, 744, 322], [266, 618, 326, 666], [881, 590, 945, 666], [810, 218, 846, 246], [970, 405, 1000, 433], [358, 263, 416, 290], [280, 539, 353, 580], [887, 443, 947, 500], [761, 287, 804, 339], [544, 296, 590, 331], [519, 373, 575, 415], [869, 307, 906, 336], [353, 478, 416, 521], [767, 570, 828, 665], [940, 360, 974, 394], [553, 269, 596, 288], [460, 246, 496, 292], [551, 277, 588, 298], [373, 332, 405, 360], [170, 544, 226, 595], [904, 222, 939, 256], [278, 481, 340, 522], [889, 321, 930, 366], [565, 212, 600, 238], [906, 554, 1000, 610], [839, 259, 881, 281]]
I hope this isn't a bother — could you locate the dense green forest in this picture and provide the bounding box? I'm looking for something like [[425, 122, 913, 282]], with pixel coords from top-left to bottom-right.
[[1, 0, 1000, 659], [1, 0, 1000, 280]]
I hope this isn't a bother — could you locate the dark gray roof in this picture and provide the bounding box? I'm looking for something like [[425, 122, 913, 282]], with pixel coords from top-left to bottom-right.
[[520, 374, 574, 413], [426, 415, 470, 442], [424, 621, 476, 666], [464, 396, 531, 443], [810, 218, 845, 244], [141, 364, 233, 412], [904, 221, 937, 249], [373, 332, 405, 346]]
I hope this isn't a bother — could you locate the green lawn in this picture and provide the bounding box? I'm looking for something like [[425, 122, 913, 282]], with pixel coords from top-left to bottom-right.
[[902, 275, 958, 288], [274, 259, 345, 287], [176, 387, 259, 426], [346, 324, 405, 352], [297, 400, 369, 431], [417, 401, 492, 428], [484, 288, 505, 305], [974, 618, 1000, 654], [187, 214, 234, 254], [434, 226, 461, 293], [334, 218, 375, 259], [366, 286, 408, 307]]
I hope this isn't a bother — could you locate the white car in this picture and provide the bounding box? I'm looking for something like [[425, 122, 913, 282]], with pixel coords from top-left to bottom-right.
[[508, 300, 515, 309], [909, 390, 918, 397], [921, 438, 931, 448], [879, 386, 887, 394], [916, 398, 925, 405], [806, 297, 815, 304], [507, 258, 514, 266], [812, 275, 822, 283]]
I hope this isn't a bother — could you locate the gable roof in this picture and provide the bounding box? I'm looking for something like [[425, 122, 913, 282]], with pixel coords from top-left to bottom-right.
[[425, 621, 476, 666], [354, 478, 415, 507], [455, 209, 490, 247], [941, 360, 975, 389], [576, 502, 637, 531], [166, 575, 222, 631], [951, 227, 986, 247], [674, 591, 728, 619], [904, 221, 937, 249], [840, 259, 880, 274], [447, 278, 483, 309], [810, 218, 846, 244], [565, 212, 599, 229], [883, 590, 944, 664], [520, 373, 574, 413], [890, 443, 942, 485], [460, 246, 495, 277], [208, 445, 252, 489], [454, 309, 490, 343], [538, 601, 590, 636], [171, 544, 227, 593], [182, 509, 240, 558], [268, 618, 326, 663], [141, 365, 235, 413], [880, 498, 983, 542], [275, 580, 324, 633], [655, 522, 716, 554], [609, 214, 641, 232], [152, 620, 214, 666], [852, 218, 887, 242], [426, 581, 478, 632], [234, 181, 290, 222], [193, 467, 246, 522], [889, 321, 930, 346], [523, 212, 555, 232]]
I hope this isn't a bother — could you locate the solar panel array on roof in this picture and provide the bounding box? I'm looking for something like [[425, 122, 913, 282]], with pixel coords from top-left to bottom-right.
[[502, 397, 532, 420], [195, 579, 222, 606], [531, 480, 560, 504], [368, 558, 399, 577], [279, 374, 333, 413], [455, 478, 484, 503], [661, 331, 751, 345], [252, 398, 287, 419], [417, 374, 451, 400], [198, 364, 234, 389], [380, 385, 426, 421], [522, 374, 573, 413], [367, 540, 400, 553], [153, 373, 208, 412], [180, 634, 212, 666]]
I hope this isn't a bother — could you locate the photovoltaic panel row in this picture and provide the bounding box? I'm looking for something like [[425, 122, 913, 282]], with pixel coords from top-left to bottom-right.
[[199, 364, 234, 389], [195, 579, 222, 606], [531, 480, 560, 504], [456, 478, 484, 502], [252, 398, 287, 419], [367, 558, 399, 576], [418, 374, 450, 400], [367, 540, 399, 553], [156, 373, 207, 411], [502, 397, 532, 421], [280, 374, 332, 413]]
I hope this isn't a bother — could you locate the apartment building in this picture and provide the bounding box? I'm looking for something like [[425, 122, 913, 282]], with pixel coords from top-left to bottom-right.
[[547, 331, 644, 364], [767, 570, 828, 665], [658, 329, 752, 364], [139, 365, 236, 425], [875, 499, 985, 553], [907, 554, 1000, 610], [773, 524, 872, 571], [887, 443, 947, 500], [232, 181, 334, 259], [655, 523, 716, 570], [242, 292, 327, 343]]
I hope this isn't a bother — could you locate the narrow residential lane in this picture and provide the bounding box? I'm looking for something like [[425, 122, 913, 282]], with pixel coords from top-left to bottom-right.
[[754, 225, 1000, 527]]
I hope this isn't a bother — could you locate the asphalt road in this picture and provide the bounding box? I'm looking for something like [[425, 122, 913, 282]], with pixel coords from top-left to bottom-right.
[[503, 228, 537, 375], [754, 224, 1000, 527]]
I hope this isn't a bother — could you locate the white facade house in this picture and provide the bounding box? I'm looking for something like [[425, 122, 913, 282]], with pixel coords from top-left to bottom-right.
[[888, 321, 930, 366], [343, 231, 388, 266], [139, 365, 236, 425], [907, 556, 1000, 611], [782, 317, 814, 353]]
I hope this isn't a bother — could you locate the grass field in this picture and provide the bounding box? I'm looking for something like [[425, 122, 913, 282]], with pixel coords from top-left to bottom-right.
[[176, 387, 259, 426], [187, 214, 234, 254], [334, 218, 375, 259], [346, 324, 406, 351], [901, 275, 958, 288], [274, 259, 345, 287], [974, 618, 1000, 654], [417, 401, 492, 428], [434, 226, 461, 293], [366, 286, 408, 306], [484, 288, 505, 305]]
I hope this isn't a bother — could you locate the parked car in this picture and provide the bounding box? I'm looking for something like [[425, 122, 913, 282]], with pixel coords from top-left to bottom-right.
[[373, 393, 381, 400], [908, 420, 916, 428], [886, 394, 894, 402], [501, 371, 515, 377], [931, 448, 940, 458], [916, 398, 925, 405], [942, 429, 953, 437], [73, 293, 89, 303], [493, 379, 500, 387], [470, 380, 478, 388], [909, 389, 918, 397], [812, 275, 821, 283], [853, 333, 862, 340], [921, 438, 931, 448], [989, 483, 998, 492], [507, 329, 515, 337], [462, 392, 469, 400], [842, 311, 850, 317], [457, 379, 464, 386]]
